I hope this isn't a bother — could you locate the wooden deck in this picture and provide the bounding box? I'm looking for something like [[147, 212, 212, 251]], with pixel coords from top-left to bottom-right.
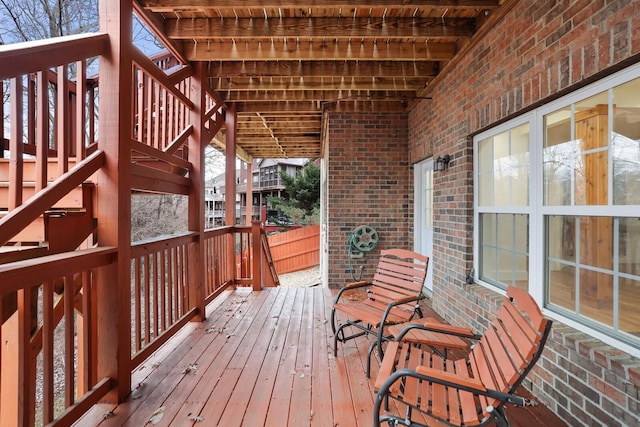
[[75, 287, 567, 427]]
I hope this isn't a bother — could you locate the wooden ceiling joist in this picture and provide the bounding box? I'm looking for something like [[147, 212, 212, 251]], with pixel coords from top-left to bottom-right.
[[139, 0, 501, 13], [136, 0, 509, 159], [165, 17, 474, 40], [207, 60, 438, 79], [183, 40, 456, 62]]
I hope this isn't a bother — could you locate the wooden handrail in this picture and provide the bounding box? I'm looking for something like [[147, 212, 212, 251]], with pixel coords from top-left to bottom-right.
[[0, 149, 105, 245], [0, 246, 116, 295], [131, 231, 197, 257], [0, 33, 108, 80]]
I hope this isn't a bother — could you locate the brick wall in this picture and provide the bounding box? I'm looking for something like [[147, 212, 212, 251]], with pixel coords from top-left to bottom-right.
[[326, 112, 411, 286], [408, 1, 640, 426]]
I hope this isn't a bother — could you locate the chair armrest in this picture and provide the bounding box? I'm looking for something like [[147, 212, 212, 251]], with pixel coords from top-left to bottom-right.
[[344, 280, 369, 289], [415, 366, 486, 392], [395, 318, 481, 341], [421, 320, 477, 338], [391, 294, 422, 305]]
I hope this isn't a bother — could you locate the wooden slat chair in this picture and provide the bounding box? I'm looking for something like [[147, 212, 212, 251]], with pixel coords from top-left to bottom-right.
[[373, 286, 552, 427], [331, 248, 429, 364]]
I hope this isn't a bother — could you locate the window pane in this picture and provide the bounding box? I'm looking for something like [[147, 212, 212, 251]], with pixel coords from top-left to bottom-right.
[[547, 215, 575, 263], [545, 108, 571, 147], [579, 216, 613, 270], [619, 217, 640, 275], [511, 159, 529, 206], [478, 137, 493, 173], [478, 127, 529, 207], [579, 269, 613, 327], [543, 141, 573, 205], [424, 169, 433, 228], [612, 79, 640, 205], [480, 213, 529, 290], [478, 173, 493, 206], [481, 213, 496, 245], [514, 214, 529, 252], [620, 277, 640, 338], [548, 261, 575, 311], [575, 152, 608, 206], [481, 246, 497, 283]]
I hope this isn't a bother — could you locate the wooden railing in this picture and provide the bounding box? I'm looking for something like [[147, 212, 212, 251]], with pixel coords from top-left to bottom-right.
[[0, 224, 277, 425], [0, 33, 106, 216], [0, 33, 276, 427], [0, 247, 117, 426], [130, 232, 197, 367]]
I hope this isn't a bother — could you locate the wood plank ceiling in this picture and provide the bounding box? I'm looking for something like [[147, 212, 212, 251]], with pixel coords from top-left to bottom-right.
[[135, 1, 506, 160]]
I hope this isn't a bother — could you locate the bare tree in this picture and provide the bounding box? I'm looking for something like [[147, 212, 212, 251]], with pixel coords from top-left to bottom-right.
[[0, 0, 98, 43], [131, 194, 188, 241]]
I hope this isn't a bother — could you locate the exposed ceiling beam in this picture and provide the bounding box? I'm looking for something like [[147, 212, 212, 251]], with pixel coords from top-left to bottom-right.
[[182, 40, 456, 61], [207, 60, 438, 78], [222, 90, 417, 102], [165, 17, 474, 40], [139, 0, 501, 12], [235, 101, 323, 113], [213, 77, 426, 92]]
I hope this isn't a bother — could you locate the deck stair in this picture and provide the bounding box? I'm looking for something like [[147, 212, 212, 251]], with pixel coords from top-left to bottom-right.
[[0, 160, 99, 328]]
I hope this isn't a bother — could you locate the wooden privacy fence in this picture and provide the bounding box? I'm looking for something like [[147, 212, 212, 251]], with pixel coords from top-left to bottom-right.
[[267, 224, 320, 274]]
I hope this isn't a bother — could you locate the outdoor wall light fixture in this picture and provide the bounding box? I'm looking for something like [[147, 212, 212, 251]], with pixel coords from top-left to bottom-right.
[[434, 154, 451, 171]]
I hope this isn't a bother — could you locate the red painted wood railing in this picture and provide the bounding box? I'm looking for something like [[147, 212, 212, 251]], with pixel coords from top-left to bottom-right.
[[0, 34, 275, 427]]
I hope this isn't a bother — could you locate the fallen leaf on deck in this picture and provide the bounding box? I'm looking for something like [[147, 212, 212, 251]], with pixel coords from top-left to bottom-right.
[[189, 415, 205, 422], [181, 363, 198, 374], [146, 406, 165, 425]]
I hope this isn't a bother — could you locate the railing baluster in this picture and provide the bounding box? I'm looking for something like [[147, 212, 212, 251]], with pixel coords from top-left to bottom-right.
[[27, 74, 36, 147], [57, 64, 69, 175], [42, 281, 54, 423], [144, 254, 150, 347], [35, 70, 49, 191], [135, 257, 142, 352], [153, 81, 160, 150], [145, 74, 153, 147], [75, 60, 87, 161], [64, 275, 75, 407], [9, 76, 24, 209], [18, 287, 34, 426], [153, 252, 159, 338]]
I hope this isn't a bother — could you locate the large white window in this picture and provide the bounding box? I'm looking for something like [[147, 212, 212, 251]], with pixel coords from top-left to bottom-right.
[[474, 64, 640, 355]]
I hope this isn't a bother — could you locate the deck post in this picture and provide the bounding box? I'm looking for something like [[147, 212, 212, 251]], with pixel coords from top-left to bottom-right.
[[188, 61, 206, 320], [225, 104, 237, 285], [95, 0, 133, 402], [246, 160, 253, 225], [252, 220, 262, 291]]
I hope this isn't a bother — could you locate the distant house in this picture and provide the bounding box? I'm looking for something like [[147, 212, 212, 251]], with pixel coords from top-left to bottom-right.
[[208, 158, 308, 226], [204, 173, 226, 228]]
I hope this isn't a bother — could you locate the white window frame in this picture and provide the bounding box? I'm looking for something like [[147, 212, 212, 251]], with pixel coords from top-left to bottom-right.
[[473, 62, 640, 358]]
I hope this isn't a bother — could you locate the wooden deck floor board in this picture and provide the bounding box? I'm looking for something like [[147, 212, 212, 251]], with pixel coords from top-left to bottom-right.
[[287, 288, 315, 426], [263, 288, 306, 427], [130, 294, 266, 427], [215, 286, 291, 426], [165, 288, 277, 426], [310, 286, 334, 427], [73, 287, 567, 427], [241, 287, 298, 427]]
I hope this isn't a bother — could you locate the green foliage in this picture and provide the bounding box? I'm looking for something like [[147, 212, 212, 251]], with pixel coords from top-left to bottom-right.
[[267, 161, 320, 225]]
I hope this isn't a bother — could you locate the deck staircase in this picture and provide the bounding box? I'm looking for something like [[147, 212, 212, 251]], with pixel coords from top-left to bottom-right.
[[0, 158, 98, 325]]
